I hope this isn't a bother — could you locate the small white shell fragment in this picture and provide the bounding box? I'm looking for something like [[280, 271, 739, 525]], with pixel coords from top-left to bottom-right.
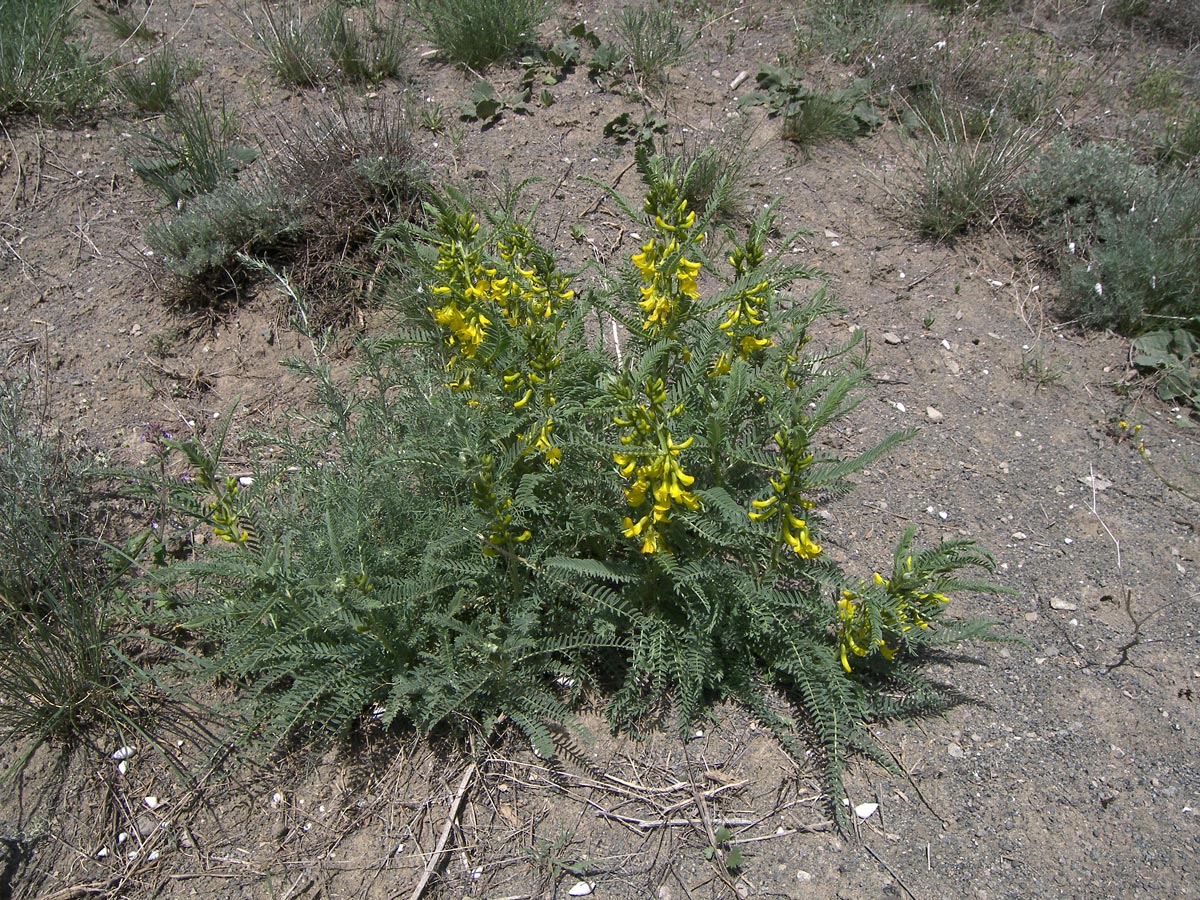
[[96, 847, 109, 858], [143, 796, 160, 810], [854, 802, 879, 820], [111, 746, 136, 761], [117, 832, 128, 844], [469, 867, 483, 881], [569, 882, 596, 897], [117, 760, 128, 776], [148, 850, 160, 861], [271, 791, 284, 808]]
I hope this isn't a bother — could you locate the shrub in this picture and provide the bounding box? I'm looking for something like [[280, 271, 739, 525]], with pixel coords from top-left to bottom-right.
[[0, 0, 104, 119], [145, 176, 300, 284], [150, 166, 1008, 821], [1061, 175, 1200, 334], [413, 0, 546, 69], [1020, 140, 1152, 229]]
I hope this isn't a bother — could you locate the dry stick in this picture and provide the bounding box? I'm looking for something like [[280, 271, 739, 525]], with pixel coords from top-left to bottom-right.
[[903, 256, 952, 292], [864, 844, 923, 900], [868, 733, 949, 827], [408, 761, 478, 900], [593, 810, 756, 831], [1089, 463, 1121, 571], [2, 124, 22, 211], [581, 159, 637, 218]]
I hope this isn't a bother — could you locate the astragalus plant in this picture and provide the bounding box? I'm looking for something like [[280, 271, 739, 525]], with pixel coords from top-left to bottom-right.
[[149, 158, 1007, 821]]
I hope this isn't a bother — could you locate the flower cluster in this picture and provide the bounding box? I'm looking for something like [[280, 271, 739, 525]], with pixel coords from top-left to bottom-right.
[[712, 279, 774, 375], [748, 426, 821, 558], [426, 212, 571, 468], [427, 211, 493, 370], [631, 185, 703, 339], [612, 376, 701, 555], [206, 475, 252, 546], [472, 454, 531, 557], [836, 557, 951, 672]]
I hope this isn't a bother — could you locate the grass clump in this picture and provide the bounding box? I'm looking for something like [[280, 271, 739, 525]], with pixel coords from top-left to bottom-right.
[[781, 90, 867, 147], [149, 165, 1008, 823], [130, 89, 258, 206], [412, 0, 546, 69], [650, 138, 745, 223], [111, 46, 199, 114], [0, 378, 146, 776], [0, 0, 104, 119], [1159, 105, 1200, 168], [256, 1, 408, 86], [615, 3, 691, 85], [909, 114, 1039, 239]]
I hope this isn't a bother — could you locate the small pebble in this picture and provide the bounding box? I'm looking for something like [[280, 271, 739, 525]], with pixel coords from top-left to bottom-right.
[[1049, 597, 1078, 611], [948, 743, 966, 759], [882, 332, 902, 344], [926, 406, 944, 423]]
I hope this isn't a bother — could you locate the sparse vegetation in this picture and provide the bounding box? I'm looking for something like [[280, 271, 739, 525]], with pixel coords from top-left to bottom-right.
[[0, 0, 104, 119], [7, 0, 1200, 892], [0, 378, 146, 778], [111, 47, 199, 114]]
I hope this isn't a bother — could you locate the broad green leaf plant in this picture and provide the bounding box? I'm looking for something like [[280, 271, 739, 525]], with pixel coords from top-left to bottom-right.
[[147, 155, 1009, 823]]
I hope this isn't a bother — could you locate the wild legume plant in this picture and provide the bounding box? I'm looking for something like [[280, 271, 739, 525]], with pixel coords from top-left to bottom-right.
[[148, 158, 1007, 820]]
